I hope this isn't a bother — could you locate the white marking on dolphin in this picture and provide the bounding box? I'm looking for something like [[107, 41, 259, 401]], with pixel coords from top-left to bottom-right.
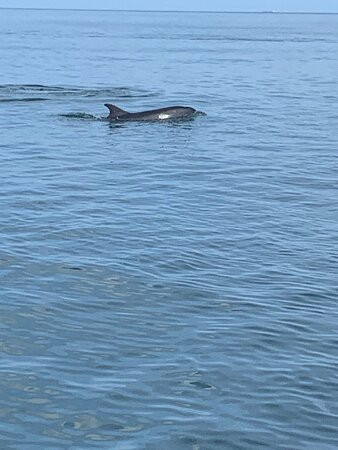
[[158, 113, 171, 120]]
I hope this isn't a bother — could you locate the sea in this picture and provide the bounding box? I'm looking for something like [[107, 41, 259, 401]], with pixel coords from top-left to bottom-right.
[[1, 8, 338, 449]]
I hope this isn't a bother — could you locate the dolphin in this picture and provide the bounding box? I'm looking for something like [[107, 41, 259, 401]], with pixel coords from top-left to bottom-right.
[[104, 103, 198, 121]]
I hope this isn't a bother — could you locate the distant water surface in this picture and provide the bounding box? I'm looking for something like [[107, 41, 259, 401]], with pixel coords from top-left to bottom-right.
[[1, 9, 338, 449]]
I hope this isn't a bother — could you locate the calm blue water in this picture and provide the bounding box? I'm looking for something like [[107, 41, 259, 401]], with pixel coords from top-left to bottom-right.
[[1, 8, 338, 449]]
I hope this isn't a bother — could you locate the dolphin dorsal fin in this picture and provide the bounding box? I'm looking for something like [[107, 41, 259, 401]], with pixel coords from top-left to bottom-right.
[[104, 103, 128, 118]]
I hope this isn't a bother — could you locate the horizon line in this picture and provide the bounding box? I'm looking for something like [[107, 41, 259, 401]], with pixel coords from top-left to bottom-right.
[[1, 7, 338, 15]]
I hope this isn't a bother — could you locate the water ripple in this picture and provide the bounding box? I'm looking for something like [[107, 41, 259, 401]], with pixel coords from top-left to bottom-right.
[[1, 8, 338, 450]]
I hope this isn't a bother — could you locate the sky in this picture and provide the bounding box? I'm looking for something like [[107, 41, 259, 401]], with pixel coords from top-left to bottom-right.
[[0, 0, 337, 13]]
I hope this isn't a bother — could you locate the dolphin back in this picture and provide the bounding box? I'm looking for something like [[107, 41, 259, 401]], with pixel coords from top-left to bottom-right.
[[104, 103, 201, 121]]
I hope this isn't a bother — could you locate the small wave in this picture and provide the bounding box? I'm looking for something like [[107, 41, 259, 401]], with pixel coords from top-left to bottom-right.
[[0, 97, 48, 103], [0, 84, 157, 102], [0, 84, 67, 92], [59, 112, 100, 120], [137, 34, 334, 44]]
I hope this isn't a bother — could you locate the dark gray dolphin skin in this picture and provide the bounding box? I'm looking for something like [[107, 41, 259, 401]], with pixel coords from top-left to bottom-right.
[[104, 103, 198, 121]]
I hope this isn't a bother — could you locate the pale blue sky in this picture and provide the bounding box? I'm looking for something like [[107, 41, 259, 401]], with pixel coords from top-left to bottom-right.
[[0, 0, 337, 13]]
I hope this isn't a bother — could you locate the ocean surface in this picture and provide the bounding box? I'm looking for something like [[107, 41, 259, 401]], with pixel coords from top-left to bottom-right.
[[1, 8, 338, 449]]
